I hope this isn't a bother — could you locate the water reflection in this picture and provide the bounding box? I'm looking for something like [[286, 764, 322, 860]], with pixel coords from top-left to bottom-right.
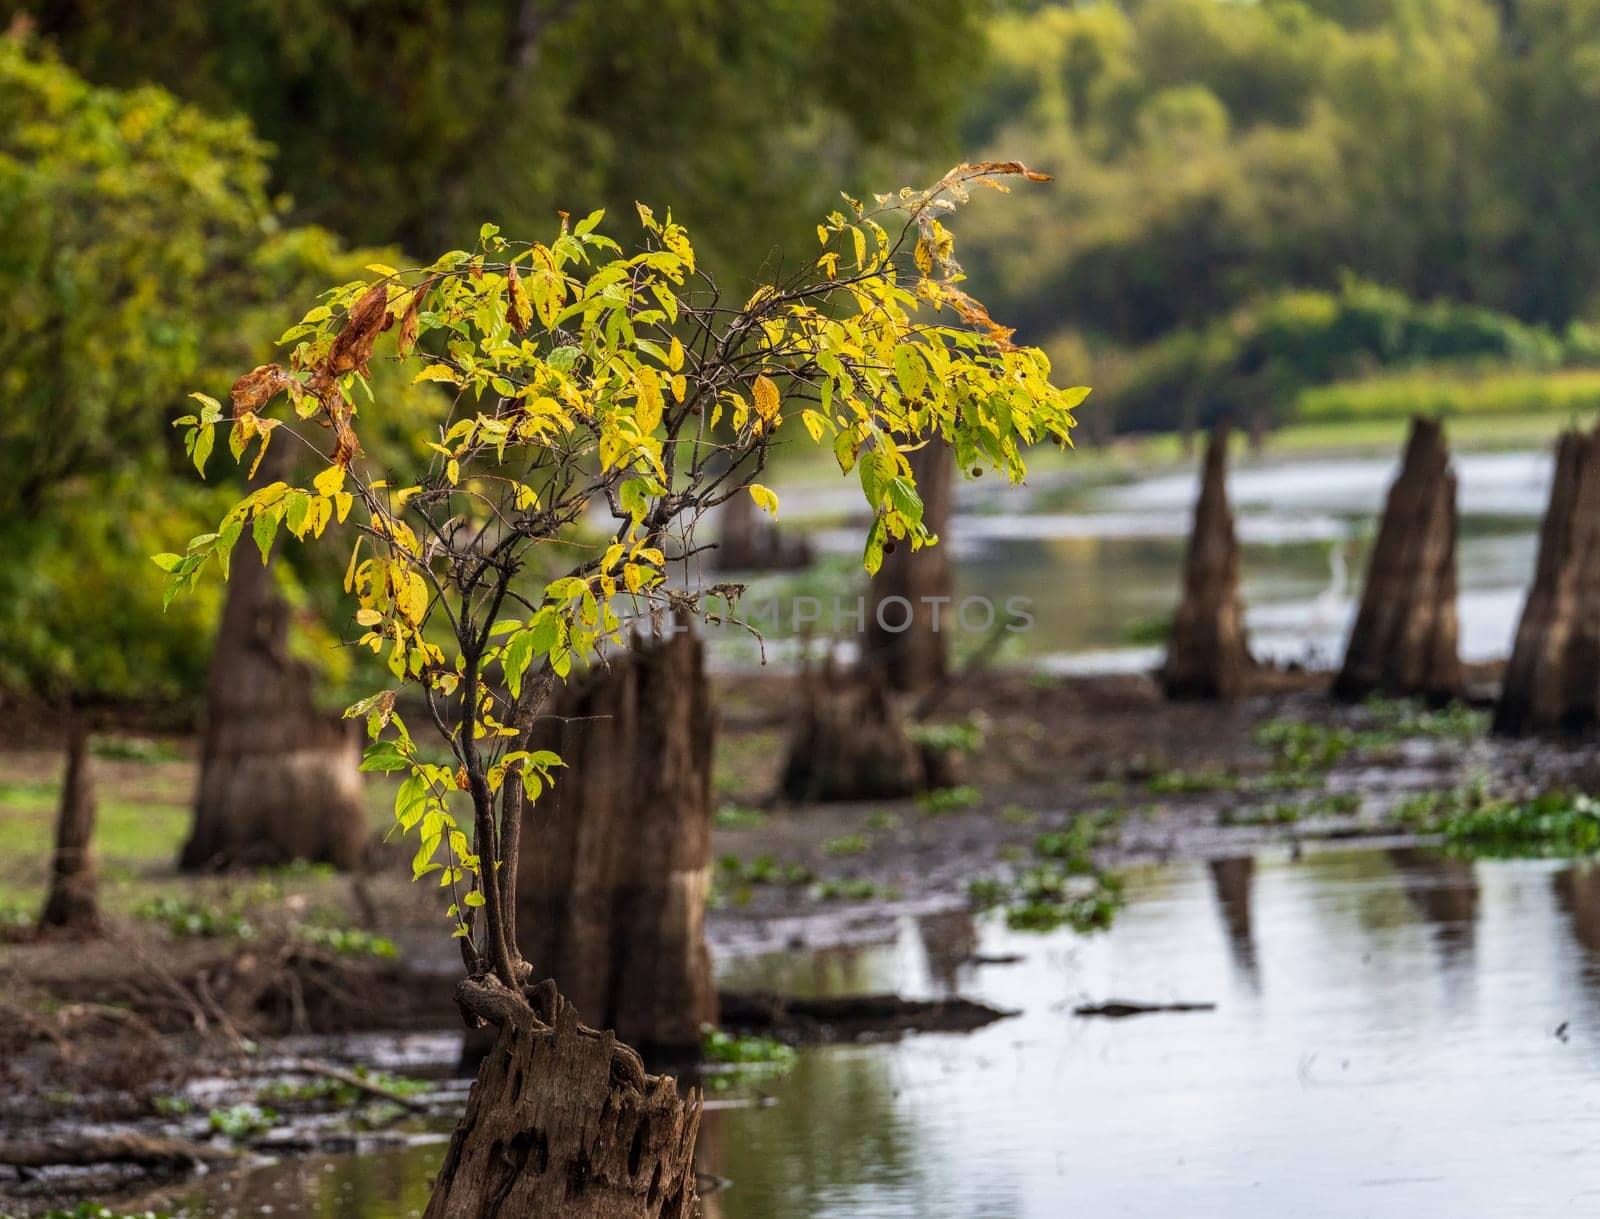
[[1208, 855, 1258, 988]]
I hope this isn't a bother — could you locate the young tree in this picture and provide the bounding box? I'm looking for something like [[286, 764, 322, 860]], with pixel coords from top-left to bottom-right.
[[164, 163, 1083, 1216]]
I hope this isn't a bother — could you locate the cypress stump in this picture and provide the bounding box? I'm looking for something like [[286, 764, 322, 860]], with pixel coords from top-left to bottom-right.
[[1334, 417, 1463, 702], [864, 440, 955, 693], [515, 630, 716, 1057], [181, 548, 369, 871], [38, 716, 101, 933], [778, 651, 924, 803], [426, 979, 700, 1219], [1159, 424, 1254, 700], [1494, 427, 1600, 735]]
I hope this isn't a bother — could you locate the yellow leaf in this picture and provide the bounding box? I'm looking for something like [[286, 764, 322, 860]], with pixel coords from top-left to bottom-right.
[[314, 465, 346, 497], [668, 336, 684, 372], [748, 484, 779, 517], [635, 367, 664, 432], [752, 375, 780, 421], [413, 365, 462, 386]]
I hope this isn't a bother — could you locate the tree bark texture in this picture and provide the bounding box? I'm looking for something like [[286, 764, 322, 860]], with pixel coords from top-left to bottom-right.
[[1334, 416, 1463, 703], [864, 441, 956, 693], [39, 717, 101, 932], [514, 630, 715, 1057], [425, 980, 701, 1219], [1159, 423, 1254, 700], [181, 541, 368, 871], [1494, 426, 1600, 735]]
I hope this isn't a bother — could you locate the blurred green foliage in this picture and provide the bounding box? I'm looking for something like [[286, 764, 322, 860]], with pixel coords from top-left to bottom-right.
[[0, 38, 447, 707], [958, 0, 1600, 435], [14, 0, 988, 273]]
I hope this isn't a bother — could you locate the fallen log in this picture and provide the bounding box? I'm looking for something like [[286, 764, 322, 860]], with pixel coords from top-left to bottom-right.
[[717, 990, 1017, 1042], [0, 1132, 237, 1171], [1072, 1000, 1217, 1018]]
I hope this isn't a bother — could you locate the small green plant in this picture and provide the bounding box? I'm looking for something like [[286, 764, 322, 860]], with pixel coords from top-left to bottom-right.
[[1405, 788, 1600, 857], [136, 897, 254, 940], [1146, 769, 1237, 795], [907, 718, 985, 754], [1001, 804, 1037, 825], [714, 803, 768, 830], [865, 809, 900, 832], [918, 785, 982, 814], [89, 735, 184, 763], [208, 1102, 280, 1139], [258, 1068, 426, 1107], [822, 833, 870, 857], [294, 924, 400, 959], [702, 1028, 797, 1067], [811, 877, 900, 902], [967, 877, 1010, 909], [1118, 614, 1172, 646], [151, 1094, 192, 1116]]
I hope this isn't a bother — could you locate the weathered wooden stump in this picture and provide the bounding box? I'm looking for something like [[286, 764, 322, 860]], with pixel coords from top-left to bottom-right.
[[1159, 424, 1254, 700], [515, 630, 716, 1057], [39, 717, 101, 933], [1494, 427, 1600, 735], [864, 440, 955, 693], [779, 651, 924, 802], [1334, 417, 1463, 702], [426, 980, 700, 1219]]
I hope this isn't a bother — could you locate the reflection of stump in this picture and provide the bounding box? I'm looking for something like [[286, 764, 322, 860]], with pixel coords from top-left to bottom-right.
[[779, 654, 923, 802], [1160, 424, 1253, 700], [711, 490, 812, 572], [426, 981, 700, 1219], [39, 718, 101, 933], [516, 631, 716, 1057], [181, 549, 368, 871], [1335, 418, 1462, 703], [865, 441, 955, 693], [1494, 428, 1600, 736]]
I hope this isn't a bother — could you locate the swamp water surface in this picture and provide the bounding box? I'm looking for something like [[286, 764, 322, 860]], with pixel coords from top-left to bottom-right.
[[734, 449, 1554, 675], [154, 846, 1600, 1217]]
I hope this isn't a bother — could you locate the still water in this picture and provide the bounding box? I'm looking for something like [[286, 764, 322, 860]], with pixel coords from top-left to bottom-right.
[[160, 848, 1600, 1217], [740, 449, 1555, 675]]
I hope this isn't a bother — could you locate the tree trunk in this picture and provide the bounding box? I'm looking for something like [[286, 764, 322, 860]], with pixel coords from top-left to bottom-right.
[[864, 441, 955, 693], [427, 980, 700, 1219], [1334, 417, 1463, 703], [514, 630, 716, 1058], [710, 489, 812, 572], [38, 717, 100, 933], [1159, 424, 1254, 700], [181, 528, 368, 871], [778, 651, 924, 802], [1494, 427, 1600, 736]]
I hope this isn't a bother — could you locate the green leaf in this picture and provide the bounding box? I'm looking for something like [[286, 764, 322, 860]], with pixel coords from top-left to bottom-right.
[[252, 507, 282, 564]]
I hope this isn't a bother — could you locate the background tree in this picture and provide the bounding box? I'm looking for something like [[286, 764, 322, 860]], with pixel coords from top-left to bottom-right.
[[0, 38, 437, 905], [15, 0, 991, 274], [164, 164, 1083, 1217]]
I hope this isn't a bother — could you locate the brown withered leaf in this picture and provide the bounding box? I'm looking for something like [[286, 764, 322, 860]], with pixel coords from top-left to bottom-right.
[[396, 275, 438, 358], [964, 159, 1052, 183], [506, 264, 532, 336], [330, 408, 362, 470], [327, 282, 394, 377], [229, 364, 289, 417], [946, 286, 1019, 351]]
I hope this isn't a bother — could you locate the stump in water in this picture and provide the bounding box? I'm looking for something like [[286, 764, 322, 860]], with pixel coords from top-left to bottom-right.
[[778, 652, 924, 802], [515, 631, 715, 1058], [710, 488, 812, 572], [1159, 424, 1253, 700], [1494, 427, 1600, 735], [39, 718, 100, 933], [1334, 417, 1463, 703], [427, 980, 700, 1219], [864, 440, 955, 693], [181, 549, 368, 871]]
